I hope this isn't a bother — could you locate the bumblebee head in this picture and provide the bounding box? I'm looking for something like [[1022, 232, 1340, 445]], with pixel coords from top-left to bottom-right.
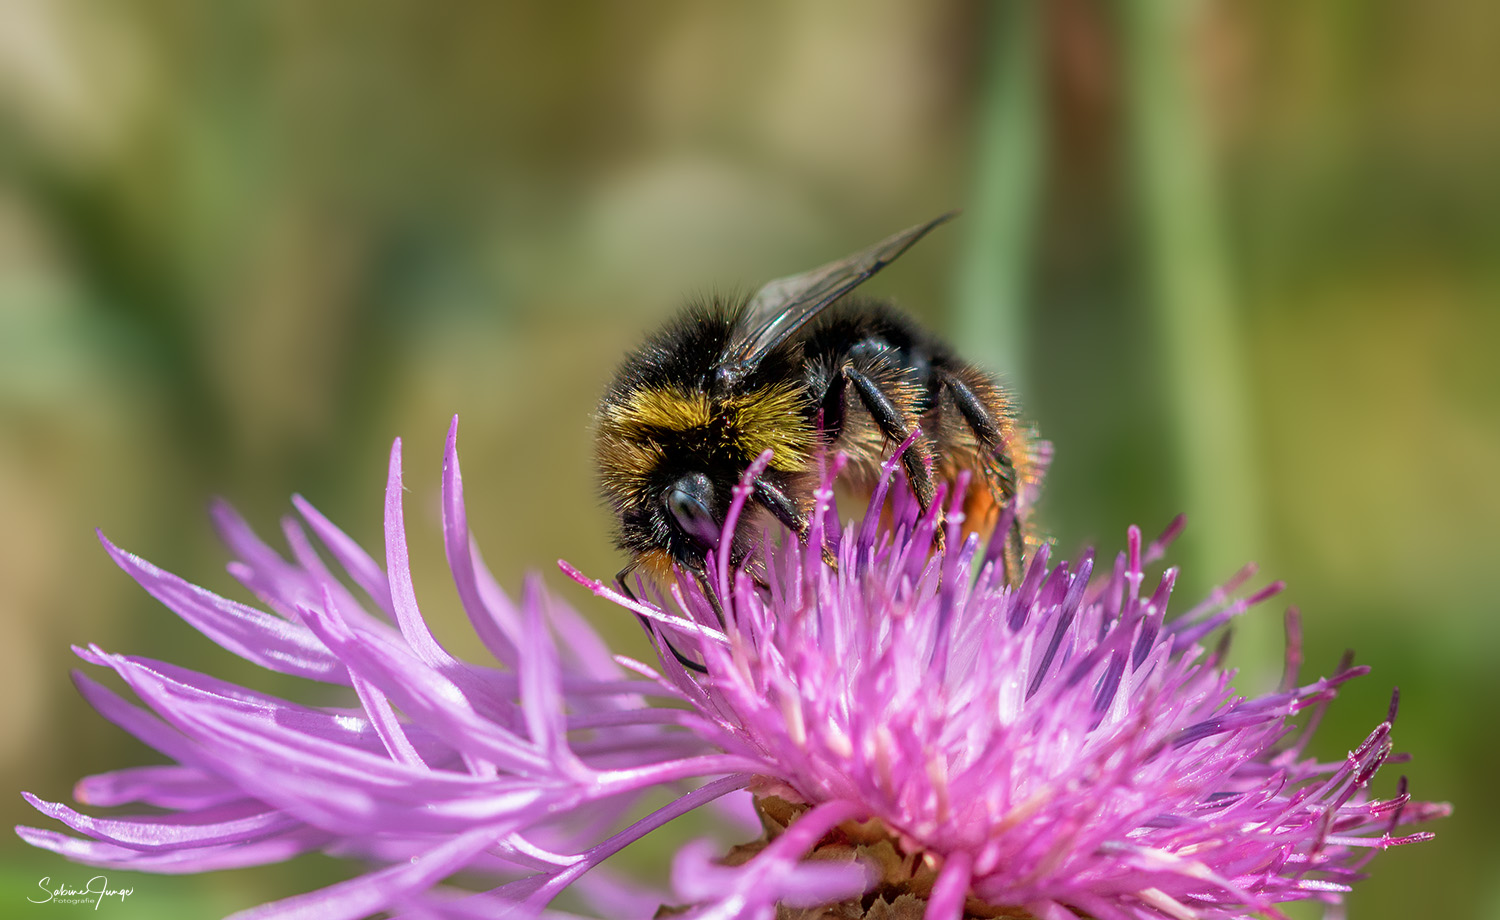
[[595, 303, 815, 578], [594, 386, 729, 573]]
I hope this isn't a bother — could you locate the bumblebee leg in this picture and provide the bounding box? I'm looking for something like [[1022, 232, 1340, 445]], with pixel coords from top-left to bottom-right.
[[933, 367, 1026, 583], [682, 558, 728, 629], [933, 367, 1000, 438], [662, 635, 709, 675], [752, 477, 839, 571], [614, 564, 639, 602], [616, 564, 708, 675], [844, 366, 936, 507], [844, 365, 942, 549], [933, 368, 1016, 486]]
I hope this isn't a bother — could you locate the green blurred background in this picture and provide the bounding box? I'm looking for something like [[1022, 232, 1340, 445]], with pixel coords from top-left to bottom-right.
[[1, 2, 1494, 917]]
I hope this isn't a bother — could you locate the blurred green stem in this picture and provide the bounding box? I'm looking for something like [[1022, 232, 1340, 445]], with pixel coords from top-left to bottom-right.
[[955, 2, 1044, 391], [1123, 0, 1270, 671]]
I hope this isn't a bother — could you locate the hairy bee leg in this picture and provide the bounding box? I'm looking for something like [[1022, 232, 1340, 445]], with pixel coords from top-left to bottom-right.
[[751, 477, 839, 571], [844, 367, 935, 508], [844, 365, 944, 549], [933, 367, 1025, 582], [751, 477, 806, 533], [616, 566, 708, 675], [932, 367, 1001, 439]]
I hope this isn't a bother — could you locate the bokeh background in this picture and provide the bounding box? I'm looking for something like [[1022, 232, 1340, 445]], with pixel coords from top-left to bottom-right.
[[1, 2, 1494, 917]]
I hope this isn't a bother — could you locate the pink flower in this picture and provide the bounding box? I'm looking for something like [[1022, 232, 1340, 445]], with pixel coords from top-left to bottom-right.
[[18, 419, 1447, 919]]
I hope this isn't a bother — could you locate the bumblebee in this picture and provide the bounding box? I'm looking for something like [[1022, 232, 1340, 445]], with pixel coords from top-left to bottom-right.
[[595, 213, 1039, 605]]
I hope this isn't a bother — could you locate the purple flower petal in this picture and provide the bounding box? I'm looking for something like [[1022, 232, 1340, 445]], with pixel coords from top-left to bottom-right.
[[289, 494, 395, 616], [74, 764, 243, 810], [441, 415, 524, 669], [17, 824, 333, 874], [227, 829, 501, 920], [670, 800, 870, 919], [21, 793, 301, 850], [19, 421, 1443, 920], [100, 535, 350, 683]]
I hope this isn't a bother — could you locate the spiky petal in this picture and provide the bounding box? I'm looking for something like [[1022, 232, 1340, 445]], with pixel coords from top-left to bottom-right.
[[19, 420, 1446, 920]]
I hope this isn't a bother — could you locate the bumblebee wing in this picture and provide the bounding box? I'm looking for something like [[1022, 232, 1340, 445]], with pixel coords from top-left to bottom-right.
[[717, 211, 956, 384]]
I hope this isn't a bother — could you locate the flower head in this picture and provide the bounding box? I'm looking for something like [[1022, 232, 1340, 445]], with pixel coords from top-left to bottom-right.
[[18, 419, 1446, 920]]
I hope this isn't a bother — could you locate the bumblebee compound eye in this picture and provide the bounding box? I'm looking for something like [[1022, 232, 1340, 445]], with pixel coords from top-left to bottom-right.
[[666, 472, 720, 550]]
